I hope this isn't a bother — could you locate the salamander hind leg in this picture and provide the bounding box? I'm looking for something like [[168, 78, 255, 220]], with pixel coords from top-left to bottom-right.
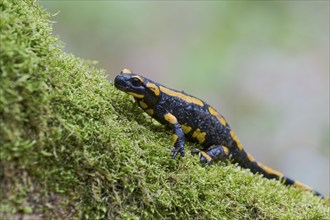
[[191, 145, 230, 165]]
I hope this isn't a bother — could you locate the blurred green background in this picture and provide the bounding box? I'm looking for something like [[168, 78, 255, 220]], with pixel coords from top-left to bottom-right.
[[41, 1, 329, 196]]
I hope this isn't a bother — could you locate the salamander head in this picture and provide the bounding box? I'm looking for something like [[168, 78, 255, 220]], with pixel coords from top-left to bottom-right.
[[114, 69, 161, 101]]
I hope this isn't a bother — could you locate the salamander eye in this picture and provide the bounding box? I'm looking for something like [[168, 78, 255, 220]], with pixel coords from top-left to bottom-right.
[[130, 77, 142, 87]]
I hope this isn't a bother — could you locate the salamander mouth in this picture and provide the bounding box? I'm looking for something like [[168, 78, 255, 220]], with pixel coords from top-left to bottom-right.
[[114, 83, 128, 91]]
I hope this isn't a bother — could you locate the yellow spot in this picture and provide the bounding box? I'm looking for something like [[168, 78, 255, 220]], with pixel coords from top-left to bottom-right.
[[164, 113, 178, 125], [247, 153, 256, 162], [219, 117, 227, 126], [257, 162, 284, 178], [146, 82, 160, 96], [230, 130, 243, 150], [208, 106, 218, 117], [172, 134, 178, 143], [139, 101, 148, 109], [121, 68, 132, 74], [208, 106, 227, 126], [145, 109, 154, 115], [223, 146, 229, 155], [192, 128, 206, 144], [200, 151, 212, 162], [160, 86, 204, 106], [127, 92, 144, 99], [132, 75, 145, 82], [181, 125, 192, 134], [294, 181, 313, 191]]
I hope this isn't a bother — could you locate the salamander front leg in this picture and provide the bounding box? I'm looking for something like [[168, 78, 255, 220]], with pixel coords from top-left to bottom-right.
[[163, 113, 185, 158], [191, 145, 229, 165]]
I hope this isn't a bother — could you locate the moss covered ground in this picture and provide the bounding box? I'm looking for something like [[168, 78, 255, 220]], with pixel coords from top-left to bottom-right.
[[0, 0, 329, 219]]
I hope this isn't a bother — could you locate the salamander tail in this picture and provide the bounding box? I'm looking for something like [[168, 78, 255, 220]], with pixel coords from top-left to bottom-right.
[[239, 151, 323, 198]]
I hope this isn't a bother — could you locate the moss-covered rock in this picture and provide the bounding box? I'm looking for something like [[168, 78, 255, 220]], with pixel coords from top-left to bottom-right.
[[1, 0, 329, 219]]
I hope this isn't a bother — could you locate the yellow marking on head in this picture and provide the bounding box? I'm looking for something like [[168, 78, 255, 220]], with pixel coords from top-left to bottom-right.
[[294, 181, 313, 191], [172, 134, 178, 143], [223, 146, 229, 155], [219, 117, 227, 126], [192, 128, 206, 144], [200, 151, 212, 162], [159, 86, 204, 106], [139, 101, 148, 109], [247, 153, 256, 162], [181, 125, 192, 134], [132, 75, 145, 82], [146, 82, 160, 96], [127, 92, 144, 99], [164, 113, 178, 124], [230, 130, 243, 150], [257, 162, 284, 178], [145, 109, 154, 115], [121, 68, 132, 74]]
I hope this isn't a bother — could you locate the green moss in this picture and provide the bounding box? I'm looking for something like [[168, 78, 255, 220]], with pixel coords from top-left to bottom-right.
[[0, 0, 329, 219]]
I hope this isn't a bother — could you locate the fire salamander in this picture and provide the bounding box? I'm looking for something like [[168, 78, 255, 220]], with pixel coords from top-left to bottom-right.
[[114, 68, 323, 197]]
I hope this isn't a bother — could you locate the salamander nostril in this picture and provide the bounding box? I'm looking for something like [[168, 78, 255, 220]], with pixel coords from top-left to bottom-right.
[[114, 75, 124, 89]]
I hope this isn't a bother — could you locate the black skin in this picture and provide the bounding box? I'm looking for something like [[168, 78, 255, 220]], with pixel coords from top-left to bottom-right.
[[114, 70, 323, 198]]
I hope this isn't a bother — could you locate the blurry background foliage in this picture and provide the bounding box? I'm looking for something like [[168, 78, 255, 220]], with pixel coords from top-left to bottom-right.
[[41, 1, 329, 196]]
